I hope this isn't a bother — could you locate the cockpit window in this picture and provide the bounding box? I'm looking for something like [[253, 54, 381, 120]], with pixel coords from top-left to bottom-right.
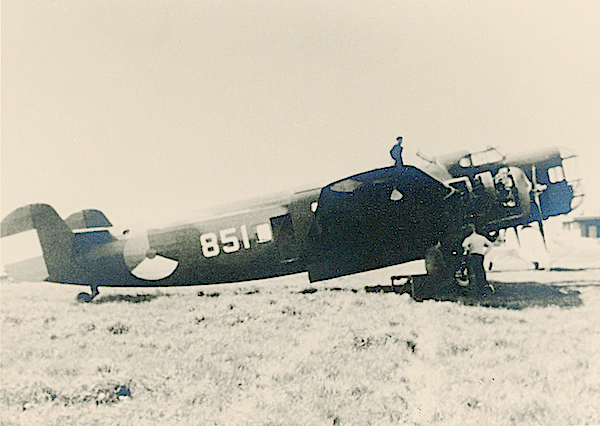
[[330, 179, 363, 193], [459, 148, 505, 168], [470, 148, 504, 167], [459, 157, 472, 168]]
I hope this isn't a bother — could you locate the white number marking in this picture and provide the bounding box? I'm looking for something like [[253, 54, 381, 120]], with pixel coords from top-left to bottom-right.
[[220, 228, 240, 253], [200, 233, 220, 258], [240, 225, 250, 249], [200, 223, 272, 258]]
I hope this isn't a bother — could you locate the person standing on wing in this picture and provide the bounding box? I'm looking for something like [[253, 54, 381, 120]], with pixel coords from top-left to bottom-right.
[[462, 224, 494, 296], [390, 136, 404, 166]]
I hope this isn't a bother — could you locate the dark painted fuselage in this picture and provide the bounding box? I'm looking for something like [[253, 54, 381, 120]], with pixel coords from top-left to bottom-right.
[[65, 189, 321, 287], [1, 145, 583, 290]]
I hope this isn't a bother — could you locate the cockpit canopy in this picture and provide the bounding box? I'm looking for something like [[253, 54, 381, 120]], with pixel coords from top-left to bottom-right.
[[458, 147, 505, 168]]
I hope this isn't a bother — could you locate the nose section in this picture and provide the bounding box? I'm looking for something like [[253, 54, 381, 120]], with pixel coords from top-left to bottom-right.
[[568, 178, 585, 211], [559, 147, 585, 211]]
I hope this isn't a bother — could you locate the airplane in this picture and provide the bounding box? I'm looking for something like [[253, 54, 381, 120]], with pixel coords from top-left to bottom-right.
[[1, 144, 583, 302]]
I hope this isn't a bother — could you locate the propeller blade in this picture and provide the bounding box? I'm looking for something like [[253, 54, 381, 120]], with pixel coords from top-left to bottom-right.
[[537, 217, 548, 249], [513, 226, 521, 247], [531, 164, 548, 249], [533, 191, 548, 249]]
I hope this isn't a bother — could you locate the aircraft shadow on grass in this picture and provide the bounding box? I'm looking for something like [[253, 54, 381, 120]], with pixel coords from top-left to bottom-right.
[[91, 293, 163, 304], [90, 290, 224, 304], [365, 279, 583, 310], [89, 280, 583, 309]]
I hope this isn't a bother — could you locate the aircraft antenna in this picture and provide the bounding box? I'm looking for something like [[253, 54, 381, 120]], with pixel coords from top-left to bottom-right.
[[416, 150, 435, 164]]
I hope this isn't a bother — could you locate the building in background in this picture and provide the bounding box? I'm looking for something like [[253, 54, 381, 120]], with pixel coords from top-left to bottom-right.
[[563, 216, 600, 238]]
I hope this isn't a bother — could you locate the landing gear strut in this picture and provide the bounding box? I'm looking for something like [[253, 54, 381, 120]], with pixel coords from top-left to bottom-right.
[[77, 285, 99, 303]]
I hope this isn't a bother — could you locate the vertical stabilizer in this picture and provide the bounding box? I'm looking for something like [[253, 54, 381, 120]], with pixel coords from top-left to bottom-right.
[[1, 204, 74, 282]]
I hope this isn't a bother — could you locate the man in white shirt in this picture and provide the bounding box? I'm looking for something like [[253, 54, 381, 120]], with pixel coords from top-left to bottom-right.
[[462, 224, 494, 295]]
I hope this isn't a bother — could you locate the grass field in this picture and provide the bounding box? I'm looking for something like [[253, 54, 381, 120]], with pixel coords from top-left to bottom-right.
[[2, 259, 600, 426]]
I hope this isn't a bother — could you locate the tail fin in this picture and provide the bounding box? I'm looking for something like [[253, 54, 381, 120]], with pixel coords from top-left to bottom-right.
[[1, 204, 74, 282]]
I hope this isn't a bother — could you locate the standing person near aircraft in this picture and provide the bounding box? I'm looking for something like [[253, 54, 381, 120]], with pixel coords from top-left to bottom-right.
[[425, 241, 447, 279], [390, 136, 404, 166], [462, 224, 494, 295]]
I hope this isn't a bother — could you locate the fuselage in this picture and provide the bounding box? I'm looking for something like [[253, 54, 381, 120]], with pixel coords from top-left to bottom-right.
[[1, 145, 583, 290], [64, 189, 322, 287]]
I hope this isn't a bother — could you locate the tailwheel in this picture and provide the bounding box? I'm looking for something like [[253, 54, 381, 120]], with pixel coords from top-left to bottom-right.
[[77, 292, 93, 303], [76, 285, 99, 303]]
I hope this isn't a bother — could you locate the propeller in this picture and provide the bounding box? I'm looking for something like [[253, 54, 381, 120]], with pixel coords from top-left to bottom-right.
[[531, 164, 549, 249], [513, 226, 521, 247]]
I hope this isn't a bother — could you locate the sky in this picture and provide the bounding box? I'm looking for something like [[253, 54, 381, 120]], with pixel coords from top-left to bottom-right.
[[2, 0, 599, 226]]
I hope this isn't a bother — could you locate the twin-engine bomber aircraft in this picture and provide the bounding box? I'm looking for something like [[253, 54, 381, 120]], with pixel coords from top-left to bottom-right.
[[1, 145, 583, 302]]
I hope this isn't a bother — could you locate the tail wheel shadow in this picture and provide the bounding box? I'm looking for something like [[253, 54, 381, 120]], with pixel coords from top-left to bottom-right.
[[366, 279, 582, 309]]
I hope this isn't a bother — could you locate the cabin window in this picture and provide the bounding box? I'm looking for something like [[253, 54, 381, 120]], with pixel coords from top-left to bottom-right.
[[390, 189, 404, 201], [256, 223, 273, 243], [446, 176, 473, 195], [475, 171, 495, 193], [548, 166, 565, 183]]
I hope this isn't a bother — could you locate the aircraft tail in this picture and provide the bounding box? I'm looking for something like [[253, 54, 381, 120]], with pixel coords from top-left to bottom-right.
[[1, 204, 74, 282]]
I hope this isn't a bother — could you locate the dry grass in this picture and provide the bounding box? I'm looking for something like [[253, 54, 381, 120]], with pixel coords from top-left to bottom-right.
[[2, 265, 600, 426]]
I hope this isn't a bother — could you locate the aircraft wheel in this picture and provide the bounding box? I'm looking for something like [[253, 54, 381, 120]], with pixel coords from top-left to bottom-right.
[[77, 292, 93, 303], [454, 264, 470, 287], [456, 276, 469, 287]]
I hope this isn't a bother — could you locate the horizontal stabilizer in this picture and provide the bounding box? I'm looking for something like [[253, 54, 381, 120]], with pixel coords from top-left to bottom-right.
[[1, 205, 36, 237], [65, 209, 112, 230]]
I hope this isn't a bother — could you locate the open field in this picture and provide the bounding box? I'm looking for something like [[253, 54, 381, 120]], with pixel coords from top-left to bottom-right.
[[2, 238, 600, 425]]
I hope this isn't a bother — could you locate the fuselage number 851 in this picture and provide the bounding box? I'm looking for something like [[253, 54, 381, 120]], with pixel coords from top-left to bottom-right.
[[200, 224, 273, 258]]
